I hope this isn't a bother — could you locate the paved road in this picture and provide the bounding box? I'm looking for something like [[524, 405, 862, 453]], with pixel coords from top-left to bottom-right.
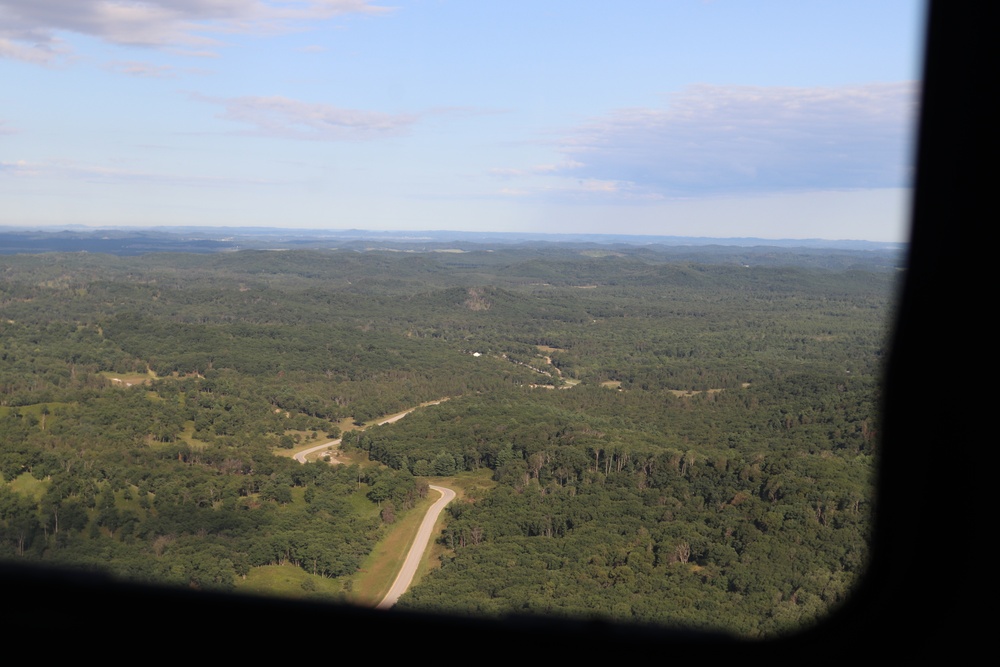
[[376, 484, 456, 610], [293, 437, 342, 464], [291, 399, 448, 464], [288, 399, 454, 607]]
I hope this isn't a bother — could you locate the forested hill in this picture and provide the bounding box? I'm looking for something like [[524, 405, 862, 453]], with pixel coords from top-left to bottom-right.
[[0, 246, 893, 636], [0, 227, 902, 270]]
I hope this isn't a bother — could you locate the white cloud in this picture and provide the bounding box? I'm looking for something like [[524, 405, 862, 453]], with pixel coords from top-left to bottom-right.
[[498, 177, 662, 202], [0, 158, 282, 186], [108, 60, 176, 78], [489, 161, 584, 179], [556, 82, 918, 196], [0, 159, 39, 174], [0, 34, 67, 64], [204, 94, 419, 140], [0, 0, 388, 62]]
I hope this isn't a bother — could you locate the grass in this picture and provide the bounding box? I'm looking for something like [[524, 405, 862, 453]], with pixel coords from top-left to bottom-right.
[[0, 401, 72, 420], [346, 493, 437, 606], [240, 398, 468, 606], [8, 472, 50, 500], [113, 485, 153, 517], [667, 388, 725, 397], [98, 370, 153, 386], [174, 420, 200, 447], [335, 449, 380, 468], [236, 564, 347, 602], [428, 469, 496, 502], [346, 488, 380, 518], [279, 398, 451, 462], [364, 397, 450, 428], [273, 430, 332, 459], [344, 470, 494, 606]]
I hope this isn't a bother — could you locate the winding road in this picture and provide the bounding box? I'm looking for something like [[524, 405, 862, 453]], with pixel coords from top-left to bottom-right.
[[290, 399, 454, 608], [376, 484, 456, 609], [293, 437, 343, 464], [293, 399, 448, 464]]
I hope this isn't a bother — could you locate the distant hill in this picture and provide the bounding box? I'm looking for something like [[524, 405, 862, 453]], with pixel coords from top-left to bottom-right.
[[0, 226, 904, 270]]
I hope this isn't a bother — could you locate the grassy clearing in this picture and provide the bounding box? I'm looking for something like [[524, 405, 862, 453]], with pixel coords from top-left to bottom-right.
[[8, 472, 50, 500], [601, 380, 622, 389], [333, 415, 358, 433], [0, 401, 73, 420], [334, 448, 379, 469], [345, 470, 494, 606], [174, 420, 199, 447], [346, 493, 436, 606], [98, 371, 153, 386], [236, 564, 347, 602], [365, 397, 450, 428], [667, 388, 725, 397], [114, 486, 149, 515], [429, 469, 495, 502], [148, 420, 211, 451], [346, 488, 379, 517], [250, 398, 465, 606], [274, 430, 332, 459]]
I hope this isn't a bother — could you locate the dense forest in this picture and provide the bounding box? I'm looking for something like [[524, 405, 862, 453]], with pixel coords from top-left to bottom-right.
[[0, 244, 897, 636]]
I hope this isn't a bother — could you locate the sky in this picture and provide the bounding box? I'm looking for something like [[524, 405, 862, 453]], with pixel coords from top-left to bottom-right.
[[0, 1, 925, 242]]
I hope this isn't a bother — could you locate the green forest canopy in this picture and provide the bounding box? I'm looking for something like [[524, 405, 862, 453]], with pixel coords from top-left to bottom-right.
[[0, 245, 896, 636]]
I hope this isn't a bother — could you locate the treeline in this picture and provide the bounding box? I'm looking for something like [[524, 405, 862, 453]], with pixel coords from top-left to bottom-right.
[[0, 247, 893, 633], [0, 391, 426, 589], [352, 384, 873, 634]]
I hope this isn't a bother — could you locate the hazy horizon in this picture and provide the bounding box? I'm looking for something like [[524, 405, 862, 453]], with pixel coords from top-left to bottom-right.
[[1, 2, 924, 243]]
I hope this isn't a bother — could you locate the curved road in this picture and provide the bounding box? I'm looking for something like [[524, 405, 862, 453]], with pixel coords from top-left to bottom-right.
[[293, 399, 448, 464], [293, 437, 342, 464], [289, 399, 454, 608], [376, 484, 456, 610]]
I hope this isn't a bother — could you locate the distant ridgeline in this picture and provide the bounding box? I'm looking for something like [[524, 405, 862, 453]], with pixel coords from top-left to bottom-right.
[[0, 242, 894, 636], [0, 230, 232, 255], [0, 227, 904, 270]]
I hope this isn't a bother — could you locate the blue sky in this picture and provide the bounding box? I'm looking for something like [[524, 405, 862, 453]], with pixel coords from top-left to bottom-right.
[[0, 1, 924, 241]]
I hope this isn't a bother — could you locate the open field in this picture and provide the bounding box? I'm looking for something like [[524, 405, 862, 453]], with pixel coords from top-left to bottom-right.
[[347, 493, 437, 606], [98, 371, 152, 386], [667, 387, 725, 397], [236, 564, 346, 602], [8, 472, 50, 500]]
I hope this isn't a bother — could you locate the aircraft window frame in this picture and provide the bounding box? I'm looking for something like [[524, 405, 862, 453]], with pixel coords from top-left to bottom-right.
[[3, 0, 972, 650]]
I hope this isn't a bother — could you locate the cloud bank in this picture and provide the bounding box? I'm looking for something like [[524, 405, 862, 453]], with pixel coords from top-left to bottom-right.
[[0, 0, 387, 63], [107, 60, 176, 78], [205, 95, 419, 140], [0, 158, 283, 187], [551, 82, 917, 197]]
